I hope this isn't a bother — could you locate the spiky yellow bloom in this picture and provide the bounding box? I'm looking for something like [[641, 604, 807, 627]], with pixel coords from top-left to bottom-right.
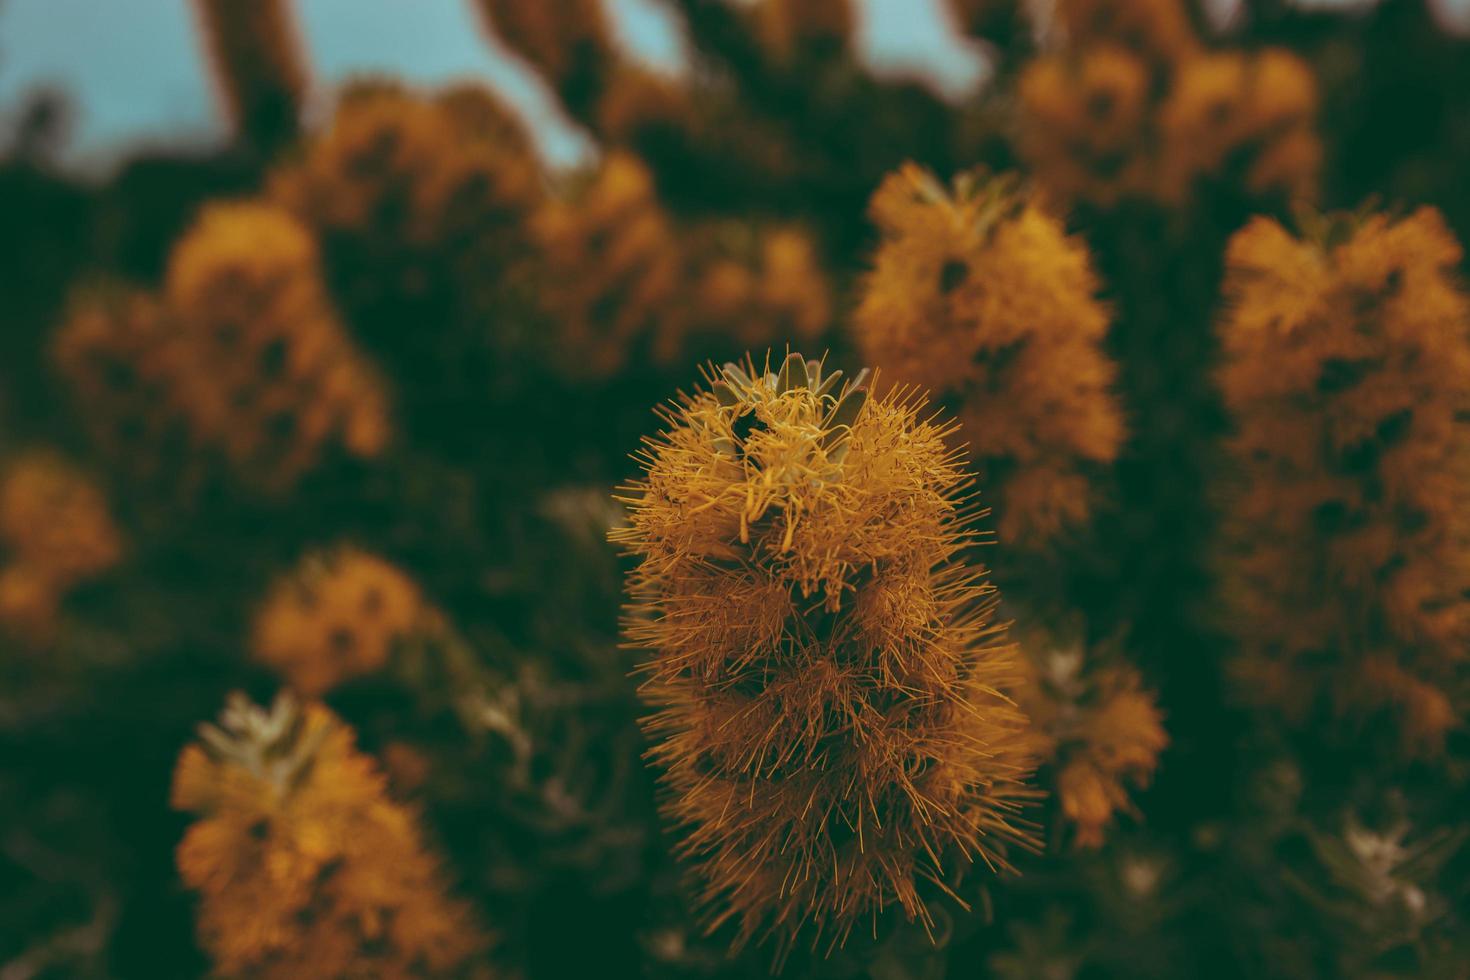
[[270, 83, 539, 279], [173, 693, 487, 978], [0, 452, 122, 590], [533, 151, 686, 377], [1013, 632, 1167, 848], [252, 547, 428, 697], [1217, 207, 1470, 754], [853, 166, 1125, 547], [55, 203, 391, 492], [189, 0, 306, 144], [614, 354, 1036, 959]]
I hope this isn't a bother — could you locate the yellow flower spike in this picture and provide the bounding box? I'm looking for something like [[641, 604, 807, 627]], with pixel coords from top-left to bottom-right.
[[1020, 45, 1152, 204], [1218, 207, 1470, 756], [687, 223, 834, 354], [614, 353, 1037, 963], [535, 155, 837, 379], [1157, 48, 1321, 205], [1018, 0, 1320, 209]]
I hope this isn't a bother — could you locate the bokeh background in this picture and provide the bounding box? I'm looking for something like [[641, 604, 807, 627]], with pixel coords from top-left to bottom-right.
[[3, 1, 1470, 978]]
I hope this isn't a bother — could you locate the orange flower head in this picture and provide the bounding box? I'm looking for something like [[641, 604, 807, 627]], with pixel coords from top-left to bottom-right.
[[252, 546, 427, 697], [854, 165, 1125, 547], [754, 227, 832, 344], [614, 353, 1037, 960], [1018, 7, 1319, 210], [57, 204, 391, 493], [1237, 50, 1321, 201], [172, 692, 487, 978]]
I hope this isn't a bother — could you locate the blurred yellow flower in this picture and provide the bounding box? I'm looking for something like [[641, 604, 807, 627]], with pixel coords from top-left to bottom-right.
[[1014, 632, 1167, 848], [55, 203, 391, 493], [252, 546, 428, 697], [1019, 0, 1320, 209], [854, 165, 1125, 546], [1218, 207, 1470, 754], [173, 692, 488, 978]]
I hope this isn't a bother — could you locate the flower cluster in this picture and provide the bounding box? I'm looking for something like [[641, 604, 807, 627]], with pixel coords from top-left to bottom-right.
[[1217, 206, 1470, 754], [55, 202, 390, 492], [269, 82, 541, 307], [252, 546, 429, 697], [534, 153, 832, 378], [614, 354, 1036, 959], [0, 453, 122, 644], [173, 692, 487, 977], [1019, 0, 1320, 207], [853, 165, 1125, 547], [533, 152, 685, 377], [1013, 629, 1167, 847], [687, 222, 831, 353]]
